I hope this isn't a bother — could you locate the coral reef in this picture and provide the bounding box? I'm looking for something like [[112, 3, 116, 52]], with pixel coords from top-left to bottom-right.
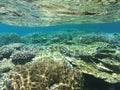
[[0, 59, 14, 73], [6, 43, 24, 50], [0, 59, 15, 90], [0, 31, 120, 90], [55, 42, 120, 90], [0, 33, 23, 46], [23, 33, 49, 44], [4, 60, 84, 90], [20, 44, 46, 52], [0, 46, 14, 60], [23, 31, 120, 46], [22, 31, 82, 45], [11, 51, 35, 65], [0, 43, 25, 60], [79, 33, 119, 44]]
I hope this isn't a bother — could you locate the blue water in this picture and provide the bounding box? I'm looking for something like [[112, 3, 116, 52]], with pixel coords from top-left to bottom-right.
[[0, 22, 120, 90], [0, 22, 120, 35]]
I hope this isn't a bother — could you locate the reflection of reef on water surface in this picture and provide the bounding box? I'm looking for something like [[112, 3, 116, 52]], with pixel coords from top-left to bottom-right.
[[0, 0, 120, 26], [0, 30, 120, 90]]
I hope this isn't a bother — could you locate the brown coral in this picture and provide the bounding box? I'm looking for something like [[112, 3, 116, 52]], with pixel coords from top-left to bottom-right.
[[4, 60, 84, 90], [11, 51, 35, 65]]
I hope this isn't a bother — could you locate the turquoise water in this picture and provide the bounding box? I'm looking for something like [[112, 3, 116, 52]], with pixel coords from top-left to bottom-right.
[[0, 22, 120, 47], [0, 22, 120, 35], [0, 22, 120, 90]]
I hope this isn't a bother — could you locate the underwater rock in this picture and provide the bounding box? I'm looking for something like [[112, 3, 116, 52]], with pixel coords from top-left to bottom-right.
[[4, 60, 84, 90], [11, 51, 35, 65], [98, 58, 120, 74], [94, 48, 116, 59], [59, 46, 93, 61], [83, 73, 120, 90], [53, 43, 120, 84], [59, 46, 73, 57], [0, 0, 120, 26]]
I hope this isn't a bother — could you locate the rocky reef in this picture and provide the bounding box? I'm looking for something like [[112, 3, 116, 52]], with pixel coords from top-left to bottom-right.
[[0, 0, 120, 26], [0, 31, 120, 90]]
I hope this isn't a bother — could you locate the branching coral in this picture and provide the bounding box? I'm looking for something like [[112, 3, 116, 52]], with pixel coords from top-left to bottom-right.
[[4, 60, 84, 90]]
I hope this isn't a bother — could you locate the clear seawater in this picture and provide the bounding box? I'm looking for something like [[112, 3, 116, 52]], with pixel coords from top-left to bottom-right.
[[0, 22, 120, 90], [0, 22, 120, 35]]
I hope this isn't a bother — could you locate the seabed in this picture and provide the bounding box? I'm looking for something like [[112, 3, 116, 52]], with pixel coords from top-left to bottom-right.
[[0, 31, 120, 90]]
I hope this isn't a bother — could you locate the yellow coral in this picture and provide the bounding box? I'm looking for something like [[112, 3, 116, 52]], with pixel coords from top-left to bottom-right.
[[5, 60, 84, 90]]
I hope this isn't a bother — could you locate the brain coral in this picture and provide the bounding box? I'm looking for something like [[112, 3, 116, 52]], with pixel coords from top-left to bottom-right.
[[4, 60, 84, 90]]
